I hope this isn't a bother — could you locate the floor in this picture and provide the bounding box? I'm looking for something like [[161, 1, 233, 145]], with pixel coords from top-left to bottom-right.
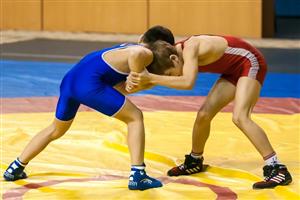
[[1, 34, 299, 199]]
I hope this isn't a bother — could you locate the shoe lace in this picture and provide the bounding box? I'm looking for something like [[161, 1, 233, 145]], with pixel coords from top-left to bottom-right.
[[178, 163, 186, 170], [176, 155, 190, 170], [179, 155, 201, 170]]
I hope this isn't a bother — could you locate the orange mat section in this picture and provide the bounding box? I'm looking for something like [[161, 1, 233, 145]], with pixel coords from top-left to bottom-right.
[[1, 111, 299, 199], [2, 96, 300, 114]]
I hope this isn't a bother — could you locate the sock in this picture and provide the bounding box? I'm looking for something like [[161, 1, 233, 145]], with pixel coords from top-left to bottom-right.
[[190, 152, 203, 160], [131, 164, 145, 171], [264, 152, 280, 166], [16, 158, 28, 167]]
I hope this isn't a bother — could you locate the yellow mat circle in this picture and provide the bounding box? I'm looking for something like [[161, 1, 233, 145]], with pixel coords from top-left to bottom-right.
[[1, 111, 299, 199]]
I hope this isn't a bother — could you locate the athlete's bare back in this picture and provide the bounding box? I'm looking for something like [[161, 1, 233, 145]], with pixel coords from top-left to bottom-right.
[[176, 35, 228, 66]]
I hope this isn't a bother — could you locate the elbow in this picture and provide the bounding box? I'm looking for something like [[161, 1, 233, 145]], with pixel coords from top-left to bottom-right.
[[185, 84, 194, 90], [181, 80, 194, 90], [178, 75, 196, 90], [184, 83, 194, 90]]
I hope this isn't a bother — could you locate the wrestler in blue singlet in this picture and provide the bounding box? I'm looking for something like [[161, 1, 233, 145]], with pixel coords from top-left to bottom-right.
[[56, 43, 134, 121]]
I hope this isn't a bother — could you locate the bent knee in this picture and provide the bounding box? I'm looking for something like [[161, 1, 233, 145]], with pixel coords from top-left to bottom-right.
[[132, 109, 143, 121], [47, 123, 67, 140], [232, 113, 250, 127], [195, 110, 213, 124], [123, 109, 143, 123]]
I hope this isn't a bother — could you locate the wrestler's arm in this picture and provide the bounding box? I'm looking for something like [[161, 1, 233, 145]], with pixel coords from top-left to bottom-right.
[[128, 46, 153, 73], [132, 37, 200, 90], [151, 42, 199, 89], [116, 47, 154, 94]]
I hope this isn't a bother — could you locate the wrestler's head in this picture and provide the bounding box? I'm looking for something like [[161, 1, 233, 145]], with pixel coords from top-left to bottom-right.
[[147, 40, 183, 76], [139, 25, 175, 45]]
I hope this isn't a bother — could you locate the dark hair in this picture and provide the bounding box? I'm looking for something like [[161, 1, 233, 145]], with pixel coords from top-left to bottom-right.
[[147, 40, 178, 75], [141, 25, 175, 45]]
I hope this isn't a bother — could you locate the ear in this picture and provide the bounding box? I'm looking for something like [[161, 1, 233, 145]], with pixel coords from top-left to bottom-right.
[[169, 54, 178, 61]]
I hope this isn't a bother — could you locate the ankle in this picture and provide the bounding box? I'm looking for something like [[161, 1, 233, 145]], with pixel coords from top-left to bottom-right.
[[263, 152, 280, 166], [131, 163, 146, 171], [16, 158, 28, 167], [190, 152, 203, 159]]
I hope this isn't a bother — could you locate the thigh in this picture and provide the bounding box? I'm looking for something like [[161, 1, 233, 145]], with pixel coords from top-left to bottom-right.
[[56, 71, 81, 121], [55, 94, 80, 121], [234, 77, 261, 116], [222, 56, 267, 87], [200, 78, 236, 116], [80, 85, 127, 117]]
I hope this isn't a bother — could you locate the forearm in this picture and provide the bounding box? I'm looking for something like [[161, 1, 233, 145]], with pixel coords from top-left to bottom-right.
[[150, 74, 194, 90]]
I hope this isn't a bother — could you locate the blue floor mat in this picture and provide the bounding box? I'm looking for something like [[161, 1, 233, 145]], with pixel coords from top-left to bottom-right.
[[1, 60, 299, 98]]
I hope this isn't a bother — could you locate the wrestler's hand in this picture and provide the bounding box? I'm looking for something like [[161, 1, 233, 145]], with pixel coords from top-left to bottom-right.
[[126, 82, 154, 93], [125, 75, 137, 92], [128, 69, 151, 86], [126, 69, 149, 92], [126, 71, 153, 93], [125, 80, 139, 93]]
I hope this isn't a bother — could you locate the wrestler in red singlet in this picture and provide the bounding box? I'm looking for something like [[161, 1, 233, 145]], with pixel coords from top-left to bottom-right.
[[135, 26, 292, 190], [176, 36, 267, 85]]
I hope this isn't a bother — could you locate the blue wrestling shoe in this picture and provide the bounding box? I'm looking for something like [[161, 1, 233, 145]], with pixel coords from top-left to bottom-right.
[[128, 168, 163, 190], [3, 158, 27, 181]]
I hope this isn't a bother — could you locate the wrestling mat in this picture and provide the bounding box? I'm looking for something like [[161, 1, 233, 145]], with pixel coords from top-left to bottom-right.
[[1, 59, 299, 199]]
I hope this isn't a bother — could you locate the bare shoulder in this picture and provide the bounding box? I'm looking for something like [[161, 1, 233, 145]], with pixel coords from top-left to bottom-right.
[[182, 36, 201, 57], [195, 35, 227, 47], [186, 35, 225, 56], [184, 36, 201, 48], [128, 45, 153, 65]]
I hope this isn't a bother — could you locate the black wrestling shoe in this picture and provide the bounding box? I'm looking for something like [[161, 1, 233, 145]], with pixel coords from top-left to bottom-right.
[[167, 154, 204, 176], [3, 159, 27, 181], [253, 164, 292, 189]]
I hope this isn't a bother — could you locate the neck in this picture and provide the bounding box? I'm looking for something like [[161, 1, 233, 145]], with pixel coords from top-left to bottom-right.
[[175, 43, 183, 59]]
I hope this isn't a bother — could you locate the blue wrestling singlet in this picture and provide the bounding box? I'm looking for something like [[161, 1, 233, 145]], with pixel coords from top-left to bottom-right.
[[55, 43, 134, 121]]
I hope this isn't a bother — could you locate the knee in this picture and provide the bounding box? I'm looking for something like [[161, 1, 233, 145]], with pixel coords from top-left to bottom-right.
[[195, 110, 212, 124], [232, 113, 249, 128], [132, 109, 143, 121], [124, 109, 144, 124], [47, 123, 66, 140]]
